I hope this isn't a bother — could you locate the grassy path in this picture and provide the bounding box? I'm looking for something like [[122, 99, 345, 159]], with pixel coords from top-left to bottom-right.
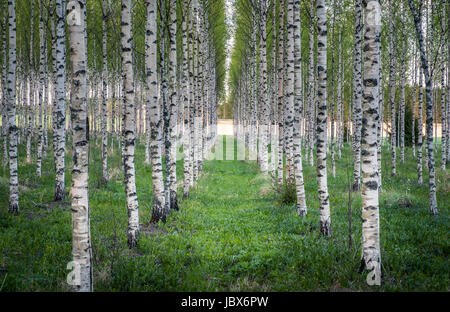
[[0, 138, 448, 291]]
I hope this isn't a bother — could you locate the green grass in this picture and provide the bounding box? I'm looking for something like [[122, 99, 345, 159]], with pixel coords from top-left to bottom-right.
[[0, 135, 448, 291]]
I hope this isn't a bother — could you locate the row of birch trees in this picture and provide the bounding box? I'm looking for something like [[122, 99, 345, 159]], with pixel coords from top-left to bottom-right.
[[0, 0, 226, 291], [229, 0, 448, 285]]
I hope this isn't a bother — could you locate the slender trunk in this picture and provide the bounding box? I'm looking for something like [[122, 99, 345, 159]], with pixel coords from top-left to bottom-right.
[[101, 0, 108, 185], [408, 0, 438, 215], [121, 0, 140, 246], [277, 0, 285, 184], [37, 0, 45, 178], [440, 6, 446, 170], [417, 66, 424, 184], [166, 0, 178, 211], [54, 0, 67, 201], [316, 0, 331, 236], [149, 0, 167, 222], [26, 0, 34, 164], [307, 0, 315, 167], [399, 3, 406, 163], [182, 0, 192, 198], [389, 0, 397, 176], [258, 1, 269, 175], [6, 0, 18, 214], [360, 0, 381, 285], [2, 6, 7, 169], [412, 44, 416, 159], [67, 0, 93, 291], [352, 0, 362, 191], [293, 0, 307, 216]]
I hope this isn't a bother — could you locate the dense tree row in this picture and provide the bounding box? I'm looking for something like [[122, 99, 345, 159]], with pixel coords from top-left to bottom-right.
[[229, 0, 448, 285], [0, 0, 448, 291], [0, 0, 226, 291]]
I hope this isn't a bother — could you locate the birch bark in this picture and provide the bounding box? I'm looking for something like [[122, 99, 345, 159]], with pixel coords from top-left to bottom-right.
[[316, 0, 331, 236], [121, 0, 140, 246], [67, 0, 93, 291], [360, 0, 381, 285]]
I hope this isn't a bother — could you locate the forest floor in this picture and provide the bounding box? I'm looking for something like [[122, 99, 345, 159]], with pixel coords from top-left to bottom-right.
[[0, 136, 448, 291]]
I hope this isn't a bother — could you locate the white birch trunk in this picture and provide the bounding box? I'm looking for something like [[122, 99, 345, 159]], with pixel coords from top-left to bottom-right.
[[316, 0, 331, 236], [7, 0, 19, 214], [408, 0, 438, 215], [121, 0, 140, 246], [67, 0, 93, 291], [360, 0, 381, 285], [147, 0, 166, 222], [293, 0, 307, 216], [54, 0, 67, 201]]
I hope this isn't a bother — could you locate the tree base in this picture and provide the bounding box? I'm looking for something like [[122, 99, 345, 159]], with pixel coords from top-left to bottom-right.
[[54, 185, 66, 202], [151, 198, 167, 223], [9, 202, 19, 215], [319, 220, 331, 236], [127, 228, 140, 249], [297, 205, 307, 217], [170, 191, 178, 211]]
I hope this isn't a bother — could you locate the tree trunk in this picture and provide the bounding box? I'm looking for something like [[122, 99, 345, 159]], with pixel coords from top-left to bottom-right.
[[277, 0, 285, 185], [101, 0, 108, 185], [148, 0, 166, 222], [67, 0, 93, 291], [258, 1, 269, 175], [399, 3, 406, 164], [182, 0, 192, 198], [166, 0, 178, 211], [37, 0, 45, 178], [352, 0, 363, 191], [389, 0, 397, 176], [360, 0, 381, 286], [293, 0, 307, 216], [417, 66, 424, 185], [307, 0, 315, 167], [26, 0, 34, 164], [316, 0, 331, 236], [54, 0, 67, 201], [408, 0, 438, 215], [6, 0, 19, 214], [121, 0, 140, 246]]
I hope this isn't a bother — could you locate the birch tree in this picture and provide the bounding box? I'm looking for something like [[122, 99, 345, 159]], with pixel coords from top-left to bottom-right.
[[408, 0, 438, 215], [388, 0, 397, 176], [67, 0, 93, 291], [166, 0, 179, 211], [36, 0, 45, 178], [54, 0, 67, 201], [257, 0, 269, 175], [182, 0, 192, 198], [26, 0, 34, 164], [293, 0, 307, 216], [352, 0, 363, 191], [7, 0, 19, 214], [360, 0, 381, 286], [101, 0, 109, 185], [147, 0, 166, 222], [121, 0, 140, 246], [316, 0, 331, 236], [2, 6, 7, 170], [277, 0, 285, 184]]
